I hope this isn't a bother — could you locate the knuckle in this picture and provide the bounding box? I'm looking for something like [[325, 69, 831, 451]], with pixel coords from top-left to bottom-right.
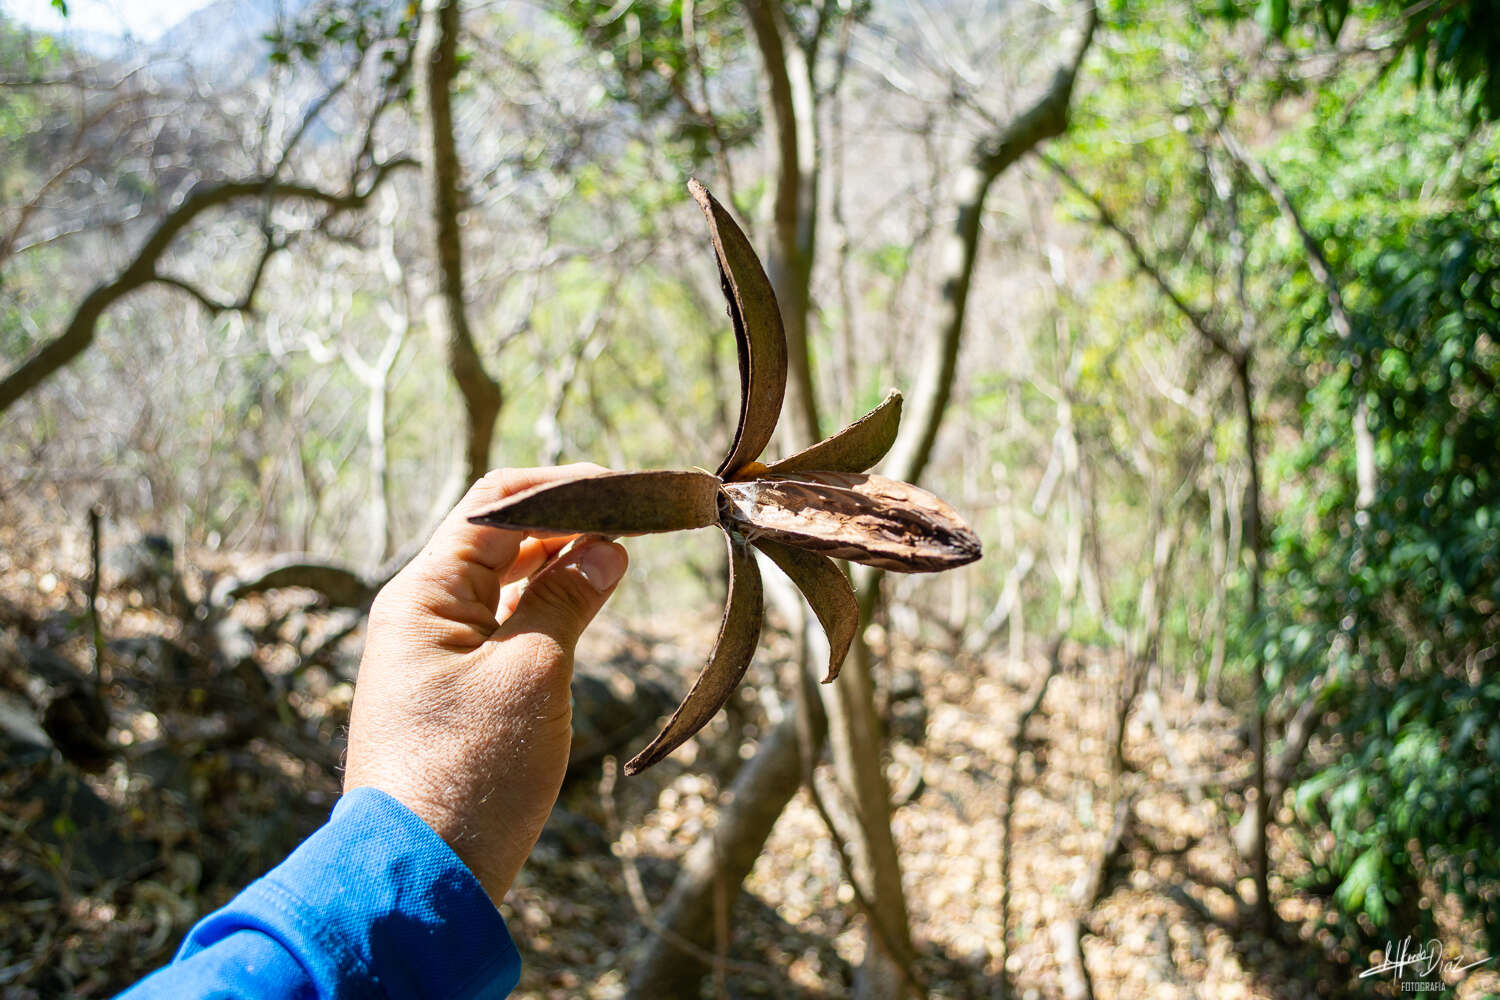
[[526, 571, 597, 627], [464, 468, 521, 509], [478, 467, 519, 492]]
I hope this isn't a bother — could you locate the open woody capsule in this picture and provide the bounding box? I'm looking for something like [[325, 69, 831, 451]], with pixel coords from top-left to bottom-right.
[[471, 179, 981, 775]]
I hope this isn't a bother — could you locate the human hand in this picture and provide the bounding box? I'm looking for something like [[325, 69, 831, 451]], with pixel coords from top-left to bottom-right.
[[342, 465, 629, 905]]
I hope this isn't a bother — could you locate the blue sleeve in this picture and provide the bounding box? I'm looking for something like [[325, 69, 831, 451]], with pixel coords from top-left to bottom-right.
[[117, 786, 521, 1000]]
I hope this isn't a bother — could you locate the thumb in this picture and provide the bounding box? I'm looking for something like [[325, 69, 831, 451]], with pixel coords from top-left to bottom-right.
[[496, 539, 628, 654]]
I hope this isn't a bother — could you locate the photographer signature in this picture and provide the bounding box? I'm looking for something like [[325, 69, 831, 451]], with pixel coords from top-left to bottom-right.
[[1358, 935, 1492, 981]]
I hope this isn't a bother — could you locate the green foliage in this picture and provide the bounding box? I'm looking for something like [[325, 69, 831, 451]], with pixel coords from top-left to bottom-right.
[[1264, 82, 1500, 949], [263, 0, 416, 98], [1229, 0, 1500, 118], [1062, 0, 1500, 953], [0, 17, 58, 140], [552, 0, 756, 168]]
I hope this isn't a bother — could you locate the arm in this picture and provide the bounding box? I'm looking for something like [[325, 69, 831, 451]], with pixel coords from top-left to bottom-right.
[[119, 787, 520, 1000], [118, 466, 629, 999]]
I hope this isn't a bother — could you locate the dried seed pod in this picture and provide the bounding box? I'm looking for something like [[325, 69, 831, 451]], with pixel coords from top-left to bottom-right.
[[466, 181, 982, 774], [721, 472, 982, 572]]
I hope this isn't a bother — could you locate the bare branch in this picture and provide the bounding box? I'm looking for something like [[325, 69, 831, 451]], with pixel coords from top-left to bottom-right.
[[1041, 152, 1240, 361], [885, 1, 1098, 491], [0, 147, 96, 264], [676, 0, 739, 205], [10, 205, 150, 256], [1218, 126, 1378, 510], [272, 63, 360, 180], [0, 158, 416, 416], [151, 274, 236, 314]]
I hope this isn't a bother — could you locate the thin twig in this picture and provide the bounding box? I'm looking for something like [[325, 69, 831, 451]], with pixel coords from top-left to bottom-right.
[[87, 505, 103, 687], [1040, 152, 1239, 362], [803, 770, 929, 997]]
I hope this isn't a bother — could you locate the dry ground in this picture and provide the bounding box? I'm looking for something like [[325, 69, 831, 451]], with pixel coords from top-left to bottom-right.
[[2, 505, 1496, 999]]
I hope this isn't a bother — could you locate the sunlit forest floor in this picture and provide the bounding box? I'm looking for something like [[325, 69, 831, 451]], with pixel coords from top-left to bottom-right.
[[2, 500, 1496, 999]]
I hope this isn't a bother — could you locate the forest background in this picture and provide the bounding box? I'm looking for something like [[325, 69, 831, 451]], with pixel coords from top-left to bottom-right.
[[1, 0, 1497, 997]]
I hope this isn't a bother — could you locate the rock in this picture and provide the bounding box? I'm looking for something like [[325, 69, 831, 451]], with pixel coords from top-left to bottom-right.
[[209, 556, 377, 609], [1, 630, 84, 689], [108, 634, 196, 684], [0, 632, 111, 771], [132, 742, 192, 792], [211, 617, 258, 673], [41, 681, 112, 773]]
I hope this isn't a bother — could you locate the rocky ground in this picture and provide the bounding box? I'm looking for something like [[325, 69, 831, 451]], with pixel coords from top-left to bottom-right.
[[2, 505, 1496, 999]]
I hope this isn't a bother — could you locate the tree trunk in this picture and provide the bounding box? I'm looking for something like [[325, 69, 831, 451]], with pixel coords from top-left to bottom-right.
[[1234, 353, 1272, 933], [884, 3, 1097, 486], [745, 5, 920, 991], [743, 0, 820, 449], [1199, 468, 1229, 701], [824, 622, 917, 999], [369, 207, 410, 563], [416, 0, 501, 486], [367, 372, 392, 560], [1234, 664, 1325, 860], [630, 9, 1098, 995], [842, 19, 1099, 985]]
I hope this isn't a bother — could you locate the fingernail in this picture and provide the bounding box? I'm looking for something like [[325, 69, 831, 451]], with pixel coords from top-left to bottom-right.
[[572, 541, 627, 592]]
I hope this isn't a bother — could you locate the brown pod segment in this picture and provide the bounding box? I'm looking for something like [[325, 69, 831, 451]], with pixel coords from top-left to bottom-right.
[[624, 528, 763, 775], [688, 179, 788, 480], [752, 538, 857, 683], [768, 389, 903, 475], [470, 470, 720, 535], [720, 472, 982, 573]]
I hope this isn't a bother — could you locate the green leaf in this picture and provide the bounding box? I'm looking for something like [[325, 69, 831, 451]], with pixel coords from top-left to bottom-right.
[[1318, 0, 1348, 42], [1334, 845, 1384, 915], [1255, 0, 1289, 37]]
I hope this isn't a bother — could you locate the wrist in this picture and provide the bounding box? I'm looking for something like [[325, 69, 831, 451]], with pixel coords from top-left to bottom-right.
[[347, 779, 519, 905]]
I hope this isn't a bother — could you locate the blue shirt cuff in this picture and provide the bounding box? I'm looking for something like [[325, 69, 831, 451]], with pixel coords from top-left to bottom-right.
[[121, 786, 519, 1000]]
